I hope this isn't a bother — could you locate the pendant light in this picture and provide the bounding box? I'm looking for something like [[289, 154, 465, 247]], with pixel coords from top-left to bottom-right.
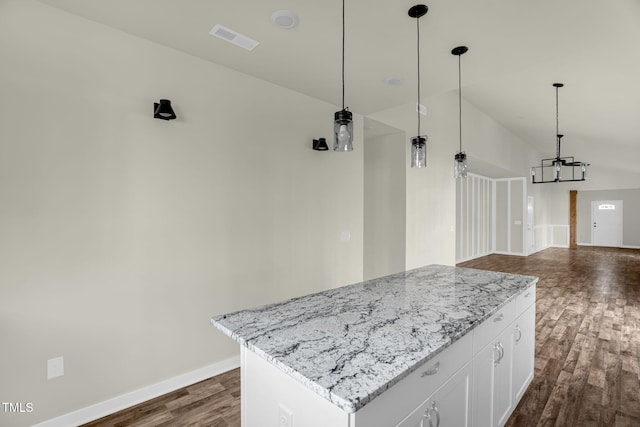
[[531, 83, 589, 183], [452, 46, 469, 178], [333, 0, 353, 152], [408, 5, 428, 168]]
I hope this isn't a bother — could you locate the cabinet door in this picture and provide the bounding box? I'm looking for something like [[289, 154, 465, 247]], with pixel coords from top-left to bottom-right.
[[397, 363, 472, 427], [494, 327, 514, 427], [433, 362, 472, 427], [512, 304, 535, 403], [473, 329, 513, 427], [395, 389, 437, 427]]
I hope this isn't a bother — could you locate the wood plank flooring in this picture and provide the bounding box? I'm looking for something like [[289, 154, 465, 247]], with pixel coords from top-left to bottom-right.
[[82, 247, 640, 427], [81, 369, 240, 427]]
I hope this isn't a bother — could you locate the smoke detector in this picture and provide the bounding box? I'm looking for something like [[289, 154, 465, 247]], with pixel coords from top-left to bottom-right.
[[271, 10, 299, 29]]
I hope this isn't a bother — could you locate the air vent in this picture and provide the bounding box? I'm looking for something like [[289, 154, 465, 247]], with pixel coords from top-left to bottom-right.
[[209, 24, 260, 51]]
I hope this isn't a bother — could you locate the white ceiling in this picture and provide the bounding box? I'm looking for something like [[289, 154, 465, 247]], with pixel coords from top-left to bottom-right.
[[37, 0, 640, 176]]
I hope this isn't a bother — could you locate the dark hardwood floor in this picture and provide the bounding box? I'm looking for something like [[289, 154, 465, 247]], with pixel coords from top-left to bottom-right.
[[81, 369, 240, 427], [82, 247, 640, 427]]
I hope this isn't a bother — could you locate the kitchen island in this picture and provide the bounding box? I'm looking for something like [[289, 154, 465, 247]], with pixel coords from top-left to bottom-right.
[[212, 264, 537, 427]]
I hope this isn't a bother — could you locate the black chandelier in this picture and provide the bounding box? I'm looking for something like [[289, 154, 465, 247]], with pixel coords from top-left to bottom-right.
[[531, 83, 588, 184]]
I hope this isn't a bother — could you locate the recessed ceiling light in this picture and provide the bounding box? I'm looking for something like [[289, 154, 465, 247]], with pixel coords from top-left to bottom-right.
[[209, 24, 260, 51], [384, 76, 404, 86], [271, 10, 299, 29]]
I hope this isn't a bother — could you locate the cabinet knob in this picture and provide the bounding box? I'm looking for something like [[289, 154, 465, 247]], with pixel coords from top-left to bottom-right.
[[493, 313, 504, 322]]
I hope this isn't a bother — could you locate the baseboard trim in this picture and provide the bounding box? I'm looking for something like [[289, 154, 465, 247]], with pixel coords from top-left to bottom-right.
[[33, 356, 240, 427], [492, 251, 527, 257], [577, 243, 640, 250]]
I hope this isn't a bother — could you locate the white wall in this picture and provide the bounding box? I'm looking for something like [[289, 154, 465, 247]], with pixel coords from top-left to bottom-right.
[[494, 178, 527, 255], [0, 2, 363, 425], [363, 124, 406, 280], [577, 188, 640, 247], [369, 92, 460, 269]]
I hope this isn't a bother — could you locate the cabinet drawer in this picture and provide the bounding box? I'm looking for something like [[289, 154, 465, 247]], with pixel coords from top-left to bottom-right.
[[353, 333, 472, 427], [472, 299, 516, 355], [516, 284, 536, 316]]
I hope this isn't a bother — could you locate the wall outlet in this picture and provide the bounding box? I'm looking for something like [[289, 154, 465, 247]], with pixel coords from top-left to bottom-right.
[[278, 403, 293, 427], [340, 231, 351, 242], [47, 356, 64, 379]]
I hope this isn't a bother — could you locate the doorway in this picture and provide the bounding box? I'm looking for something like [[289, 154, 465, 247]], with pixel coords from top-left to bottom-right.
[[591, 200, 623, 247]]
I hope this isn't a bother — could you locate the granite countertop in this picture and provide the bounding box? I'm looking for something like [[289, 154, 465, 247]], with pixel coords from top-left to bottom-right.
[[211, 264, 538, 413]]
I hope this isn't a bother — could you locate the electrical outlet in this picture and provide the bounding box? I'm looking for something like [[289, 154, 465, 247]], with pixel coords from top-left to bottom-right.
[[47, 356, 64, 379], [340, 231, 351, 242], [278, 403, 293, 427]]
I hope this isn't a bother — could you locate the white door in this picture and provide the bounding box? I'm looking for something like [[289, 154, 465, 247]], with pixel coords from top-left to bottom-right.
[[526, 196, 535, 254], [591, 200, 623, 247]]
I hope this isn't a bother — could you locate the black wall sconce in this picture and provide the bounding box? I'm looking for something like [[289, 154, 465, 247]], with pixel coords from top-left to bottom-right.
[[154, 99, 177, 120], [312, 138, 329, 151]]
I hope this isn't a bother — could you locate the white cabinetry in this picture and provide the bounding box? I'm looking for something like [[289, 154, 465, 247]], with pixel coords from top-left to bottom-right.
[[512, 304, 535, 402], [472, 285, 536, 427], [351, 332, 473, 427], [241, 285, 535, 427], [396, 362, 472, 427], [473, 324, 514, 427]]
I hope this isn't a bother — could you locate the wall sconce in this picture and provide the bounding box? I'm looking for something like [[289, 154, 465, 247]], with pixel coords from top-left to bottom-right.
[[313, 138, 329, 151], [154, 99, 177, 120]]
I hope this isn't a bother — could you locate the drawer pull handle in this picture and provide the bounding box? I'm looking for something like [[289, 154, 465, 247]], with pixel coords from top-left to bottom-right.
[[421, 361, 440, 377], [525, 292, 531, 298], [493, 342, 505, 366], [493, 313, 504, 322], [515, 325, 523, 343]]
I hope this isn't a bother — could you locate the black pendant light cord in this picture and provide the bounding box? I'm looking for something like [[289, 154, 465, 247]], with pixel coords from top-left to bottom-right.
[[342, 0, 345, 110], [556, 85, 560, 160], [458, 54, 462, 153], [416, 16, 421, 137]]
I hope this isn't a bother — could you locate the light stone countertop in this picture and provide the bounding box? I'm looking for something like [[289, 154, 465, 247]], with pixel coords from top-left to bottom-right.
[[211, 264, 538, 413]]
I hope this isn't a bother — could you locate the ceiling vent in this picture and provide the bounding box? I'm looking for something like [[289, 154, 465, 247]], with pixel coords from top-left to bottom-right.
[[209, 24, 260, 51]]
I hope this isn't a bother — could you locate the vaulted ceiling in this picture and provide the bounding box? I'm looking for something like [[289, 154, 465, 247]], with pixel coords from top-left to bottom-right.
[[37, 0, 640, 176]]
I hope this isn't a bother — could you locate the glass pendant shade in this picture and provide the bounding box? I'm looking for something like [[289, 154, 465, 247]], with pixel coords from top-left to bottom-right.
[[454, 151, 468, 178], [334, 109, 353, 152], [581, 163, 587, 180], [411, 136, 427, 168], [554, 162, 562, 181]]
